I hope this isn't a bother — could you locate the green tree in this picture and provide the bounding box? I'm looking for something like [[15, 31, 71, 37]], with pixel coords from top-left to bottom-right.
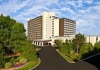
[[21, 41, 37, 61], [0, 44, 5, 68], [79, 44, 89, 57], [65, 39, 74, 53], [54, 39, 63, 47], [86, 43, 94, 51], [59, 43, 68, 53], [11, 23, 26, 53], [0, 14, 38, 68], [94, 41, 100, 50], [0, 14, 16, 53], [72, 33, 86, 54]]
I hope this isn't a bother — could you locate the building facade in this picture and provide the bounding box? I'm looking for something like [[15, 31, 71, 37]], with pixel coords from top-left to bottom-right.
[[28, 16, 42, 41], [28, 12, 59, 46], [28, 12, 100, 46], [86, 35, 100, 45], [59, 18, 76, 36]]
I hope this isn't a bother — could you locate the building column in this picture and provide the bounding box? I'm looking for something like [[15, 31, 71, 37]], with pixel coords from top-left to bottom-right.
[[34, 41, 36, 45], [38, 41, 39, 46], [36, 41, 38, 46], [41, 41, 43, 46], [39, 41, 41, 46]]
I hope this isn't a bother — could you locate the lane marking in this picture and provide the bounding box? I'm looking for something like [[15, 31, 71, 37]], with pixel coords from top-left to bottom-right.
[[81, 53, 100, 61]]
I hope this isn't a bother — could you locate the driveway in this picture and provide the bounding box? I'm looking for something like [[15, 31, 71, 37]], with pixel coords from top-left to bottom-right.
[[33, 46, 98, 70]]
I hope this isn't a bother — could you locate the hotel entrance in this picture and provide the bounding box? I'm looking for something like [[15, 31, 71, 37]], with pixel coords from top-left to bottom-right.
[[33, 39, 52, 46]]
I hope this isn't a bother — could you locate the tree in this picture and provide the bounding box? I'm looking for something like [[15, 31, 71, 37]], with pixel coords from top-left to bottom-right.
[[94, 41, 100, 50], [0, 14, 16, 53], [0, 44, 5, 68], [65, 39, 74, 53], [21, 41, 37, 61], [79, 44, 89, 57], [0, 14, 38, 68], [59, 43, 68, 53], [54, 39, 63, 47], [11, 23, 26, 53], [86, 43, 94, 51], [72, 33, 86, 54]]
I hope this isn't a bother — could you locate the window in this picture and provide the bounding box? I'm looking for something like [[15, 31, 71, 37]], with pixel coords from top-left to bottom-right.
[[96, 37, 98, 42]]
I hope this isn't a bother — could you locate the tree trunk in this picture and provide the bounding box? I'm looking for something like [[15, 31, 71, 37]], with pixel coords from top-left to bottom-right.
[[76, 44, 79, 54]]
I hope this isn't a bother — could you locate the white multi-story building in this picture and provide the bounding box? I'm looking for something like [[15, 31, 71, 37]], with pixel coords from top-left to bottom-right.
[[28, 12, 59, 46], [28, 12, 100, 46], [42, 12, 59, 40]]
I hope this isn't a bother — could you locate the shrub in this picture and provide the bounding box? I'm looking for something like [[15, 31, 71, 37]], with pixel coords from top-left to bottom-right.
[[21, 41, 38, 61], [15, 57, 19, 62], [5, 62, 12, 68], [19, 57, 28, 64], [10, 58, 16, 65]]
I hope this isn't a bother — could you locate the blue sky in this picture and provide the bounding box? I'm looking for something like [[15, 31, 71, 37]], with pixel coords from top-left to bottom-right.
[[0, 0, 100, 35]]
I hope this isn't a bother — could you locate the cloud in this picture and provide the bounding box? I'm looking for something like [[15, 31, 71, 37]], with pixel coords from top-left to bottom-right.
[[0, 0, 100, 35], [0, 0, 32, 15]]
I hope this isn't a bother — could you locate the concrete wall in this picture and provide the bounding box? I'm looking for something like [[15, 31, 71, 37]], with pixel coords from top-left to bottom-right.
[[50, 35, 75, 45], [86, 36, 99, 45], [42, 12, 55, 40], [50, 35, 100, 46], [54, 17, 59, 36]]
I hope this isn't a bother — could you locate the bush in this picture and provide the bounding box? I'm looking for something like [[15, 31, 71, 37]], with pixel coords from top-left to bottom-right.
[[10, 58, 16, 65], [15, 57, 19, 62], [5, 62, 12, 68], [19, 57, 28, 64], [21, 41, 38, 61]]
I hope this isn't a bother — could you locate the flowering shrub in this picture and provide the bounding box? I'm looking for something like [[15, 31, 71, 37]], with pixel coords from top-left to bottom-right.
[[13, 63, 24, 68], [19, 57, 28, 64], [5, 62, 12, 68]]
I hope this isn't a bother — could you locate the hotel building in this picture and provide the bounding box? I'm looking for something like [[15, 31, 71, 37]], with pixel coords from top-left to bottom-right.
[[28, 12, 100, 46], [28, 12, 59, 46], [59, 18, 76, 36]]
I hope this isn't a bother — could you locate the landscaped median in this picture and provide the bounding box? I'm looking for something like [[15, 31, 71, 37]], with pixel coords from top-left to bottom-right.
[[1, 58, 41, 70], [56, 49, 75, 63], [15, 58, 41, 70]]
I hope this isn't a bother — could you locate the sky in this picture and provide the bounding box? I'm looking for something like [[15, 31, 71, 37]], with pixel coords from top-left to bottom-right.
[[0, 0, 100, 35]]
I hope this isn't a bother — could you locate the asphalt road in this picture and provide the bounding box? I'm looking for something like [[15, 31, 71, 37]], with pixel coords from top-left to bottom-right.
[[33, 46, 98, 70], [84, 53, 100, 70]]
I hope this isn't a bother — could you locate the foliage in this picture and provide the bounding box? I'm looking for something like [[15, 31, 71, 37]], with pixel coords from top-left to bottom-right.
[[10, 57, 16, 65], [55, 33, 97, 62], [21, 41, 37, 61], [65, 40, 74, 53], [0, 44, 5, 68], [0, 14, 16, 52], [5, 62, 12, 68], [72, 33, 86, 53], [11, 23, 26, 53], [19, 57, 28, 64], [54, 39, 63, 47], [15, 59, 40, 70], [59, 43, 68, 53], [0, 14, 37, 68], [79, 44, 89, 58], [94, 41, 100, 49], [86, 43, 94, 51]]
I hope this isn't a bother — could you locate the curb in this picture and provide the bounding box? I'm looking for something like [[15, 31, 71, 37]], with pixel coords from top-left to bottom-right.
[[81, 53, 100, 61], [56, 49, 75, 64], [29, 58, 41, 70]]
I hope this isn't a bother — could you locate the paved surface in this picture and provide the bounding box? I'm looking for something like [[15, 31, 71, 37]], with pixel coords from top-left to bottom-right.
[[84, 53, 100, 70], [33, 46, 98, 70]]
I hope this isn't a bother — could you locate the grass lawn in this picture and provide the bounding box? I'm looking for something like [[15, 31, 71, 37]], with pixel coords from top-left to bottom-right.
[[15, 58, 40, 70], [56, 49, 74, 63]]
